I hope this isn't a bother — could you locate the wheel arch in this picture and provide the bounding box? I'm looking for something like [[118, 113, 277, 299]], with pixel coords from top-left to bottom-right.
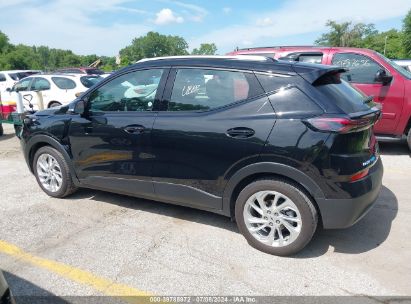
[[47, 101, 62, 108], [26, 135, 80, 185], [222, 162, 325, 222]]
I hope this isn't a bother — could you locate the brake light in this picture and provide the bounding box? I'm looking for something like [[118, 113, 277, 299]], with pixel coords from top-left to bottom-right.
[[350, 168, 369, 182], [305, 116, 372, 133]]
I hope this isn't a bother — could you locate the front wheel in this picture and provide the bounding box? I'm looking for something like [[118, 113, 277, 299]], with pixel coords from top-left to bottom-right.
[[235, 179, 318, 256], [0, 123, 3, 136], [33, 146, 78, 197], [407, 128, 411, 152]]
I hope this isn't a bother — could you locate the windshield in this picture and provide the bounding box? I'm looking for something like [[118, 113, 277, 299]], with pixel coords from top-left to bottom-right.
[[8, 72, 30, 81], [376, 52, 411, 80], [80, 76, 103, 88]]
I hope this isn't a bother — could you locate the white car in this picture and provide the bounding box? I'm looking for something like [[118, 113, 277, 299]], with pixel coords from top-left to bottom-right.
[[0, 70, 41, 92], [393, 59, 411, 72], [1, 74, 103, 111]]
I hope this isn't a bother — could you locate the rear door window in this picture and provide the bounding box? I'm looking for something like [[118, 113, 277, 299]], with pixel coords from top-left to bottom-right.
[[31, 77, 51, 91], [167, 68, 263, 112], [331, 53, 383, 84], [52, 77, 77, 89], [0, 74, 6, 82]]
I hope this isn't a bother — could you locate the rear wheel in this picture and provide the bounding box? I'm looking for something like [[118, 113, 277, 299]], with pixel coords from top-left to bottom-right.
[[235, 179, 318, 256], [33, 146, 77, 197], [407, 128, 411, 152], [0, 123, 3, 136], [49, 101, 62, 108]]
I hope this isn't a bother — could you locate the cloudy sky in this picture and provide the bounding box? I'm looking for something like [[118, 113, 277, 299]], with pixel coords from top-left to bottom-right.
[[0, 0, 410, 56]]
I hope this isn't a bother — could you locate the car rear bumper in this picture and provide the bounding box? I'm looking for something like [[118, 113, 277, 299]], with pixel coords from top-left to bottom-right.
[[316, 157, 383, 229]]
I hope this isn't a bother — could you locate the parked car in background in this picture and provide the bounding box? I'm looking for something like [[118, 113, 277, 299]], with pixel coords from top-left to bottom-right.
[[229, 46, 411, 150], [18, 56, 383, 256], [0, 70, 41, 92], [393, 59, 411, 72], [55, 67, 105, 75], [0, 270, 15, 304], [1, 74, 103, 110]]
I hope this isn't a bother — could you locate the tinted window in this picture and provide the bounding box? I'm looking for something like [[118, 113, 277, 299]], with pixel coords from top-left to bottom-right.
[[298, 54, 322, 64], [9, 72, 30, 81], [52, 77, 77, 89], [256, 73, 294, 94], [279, 53, 323, 64], [0, 74, 5, 82], [80, 76, 103, 88], [268, 87, 322, 116], [168, 69, 263, 112], [331, 53, 382, 84], [31, 77, 51, 91], [88, 69, 164, 112], [313, 73, 370, 113], [13, 78, 32, 92], [86, 69, 104, 75]]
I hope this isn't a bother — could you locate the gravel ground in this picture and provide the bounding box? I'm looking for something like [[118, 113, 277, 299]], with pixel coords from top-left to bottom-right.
[[0, 123, 410, 300]]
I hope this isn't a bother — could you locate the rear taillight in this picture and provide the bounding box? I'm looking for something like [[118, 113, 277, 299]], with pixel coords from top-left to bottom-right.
[[304, 116, 373, 133], [350, 168, 369, 182]]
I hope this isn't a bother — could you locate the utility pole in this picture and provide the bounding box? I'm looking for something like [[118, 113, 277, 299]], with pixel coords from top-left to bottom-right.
[[384, 36, 388, 56]]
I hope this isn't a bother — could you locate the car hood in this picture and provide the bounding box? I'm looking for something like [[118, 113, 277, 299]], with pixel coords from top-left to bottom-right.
[[34, 105, 69, 116]]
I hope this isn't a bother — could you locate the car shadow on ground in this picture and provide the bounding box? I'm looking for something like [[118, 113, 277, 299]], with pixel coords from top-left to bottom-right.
[[379, 142, 410, 156], [295, 185, 398, 258], [0, 133, 15, 141], [3, 271, 69, 304], [68, 183, 397, 258]]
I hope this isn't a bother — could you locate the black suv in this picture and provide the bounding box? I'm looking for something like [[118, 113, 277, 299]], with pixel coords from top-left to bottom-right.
[[18, 56, 383, 256]]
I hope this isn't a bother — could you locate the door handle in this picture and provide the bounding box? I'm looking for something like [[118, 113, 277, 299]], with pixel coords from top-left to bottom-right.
[[226, 127, 255, 138], [123, 125, 145, 134]]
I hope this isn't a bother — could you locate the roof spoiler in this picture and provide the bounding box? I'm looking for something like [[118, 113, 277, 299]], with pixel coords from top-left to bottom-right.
[[292, 64, 347, 84]]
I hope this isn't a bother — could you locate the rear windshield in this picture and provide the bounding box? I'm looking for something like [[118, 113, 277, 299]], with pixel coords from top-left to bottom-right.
[[80, 76, 103, 88], [313, 73, 371, 113], [52, 77, 77, 89], [86, 69, 104, 75]]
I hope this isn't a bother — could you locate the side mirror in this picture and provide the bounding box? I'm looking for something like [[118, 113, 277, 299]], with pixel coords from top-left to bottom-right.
[[375, 69, 393, 85], [71, 99, 87, 115], [5, 87, 11, 92]]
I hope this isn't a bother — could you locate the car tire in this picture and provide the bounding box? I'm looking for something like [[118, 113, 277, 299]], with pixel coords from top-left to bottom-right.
[[407, 128, 411, 152], [49, 101, 62, 108], [0, 123, 3, 136], [235, 179, 318, 256], [33, 146, 78, 198]]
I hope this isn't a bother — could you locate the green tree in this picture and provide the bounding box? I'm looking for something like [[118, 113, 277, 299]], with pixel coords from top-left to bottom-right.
[[192, 43, 217, 55], [363, 29, 404, 58], [119, 31, 189, 63], [0, 30, 10, 53], [403, 9, 411, 57], [315, 20, 376, 47]]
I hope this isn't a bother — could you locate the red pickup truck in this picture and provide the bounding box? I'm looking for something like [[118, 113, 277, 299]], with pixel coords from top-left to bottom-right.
[[228, 46, 411, 151]]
